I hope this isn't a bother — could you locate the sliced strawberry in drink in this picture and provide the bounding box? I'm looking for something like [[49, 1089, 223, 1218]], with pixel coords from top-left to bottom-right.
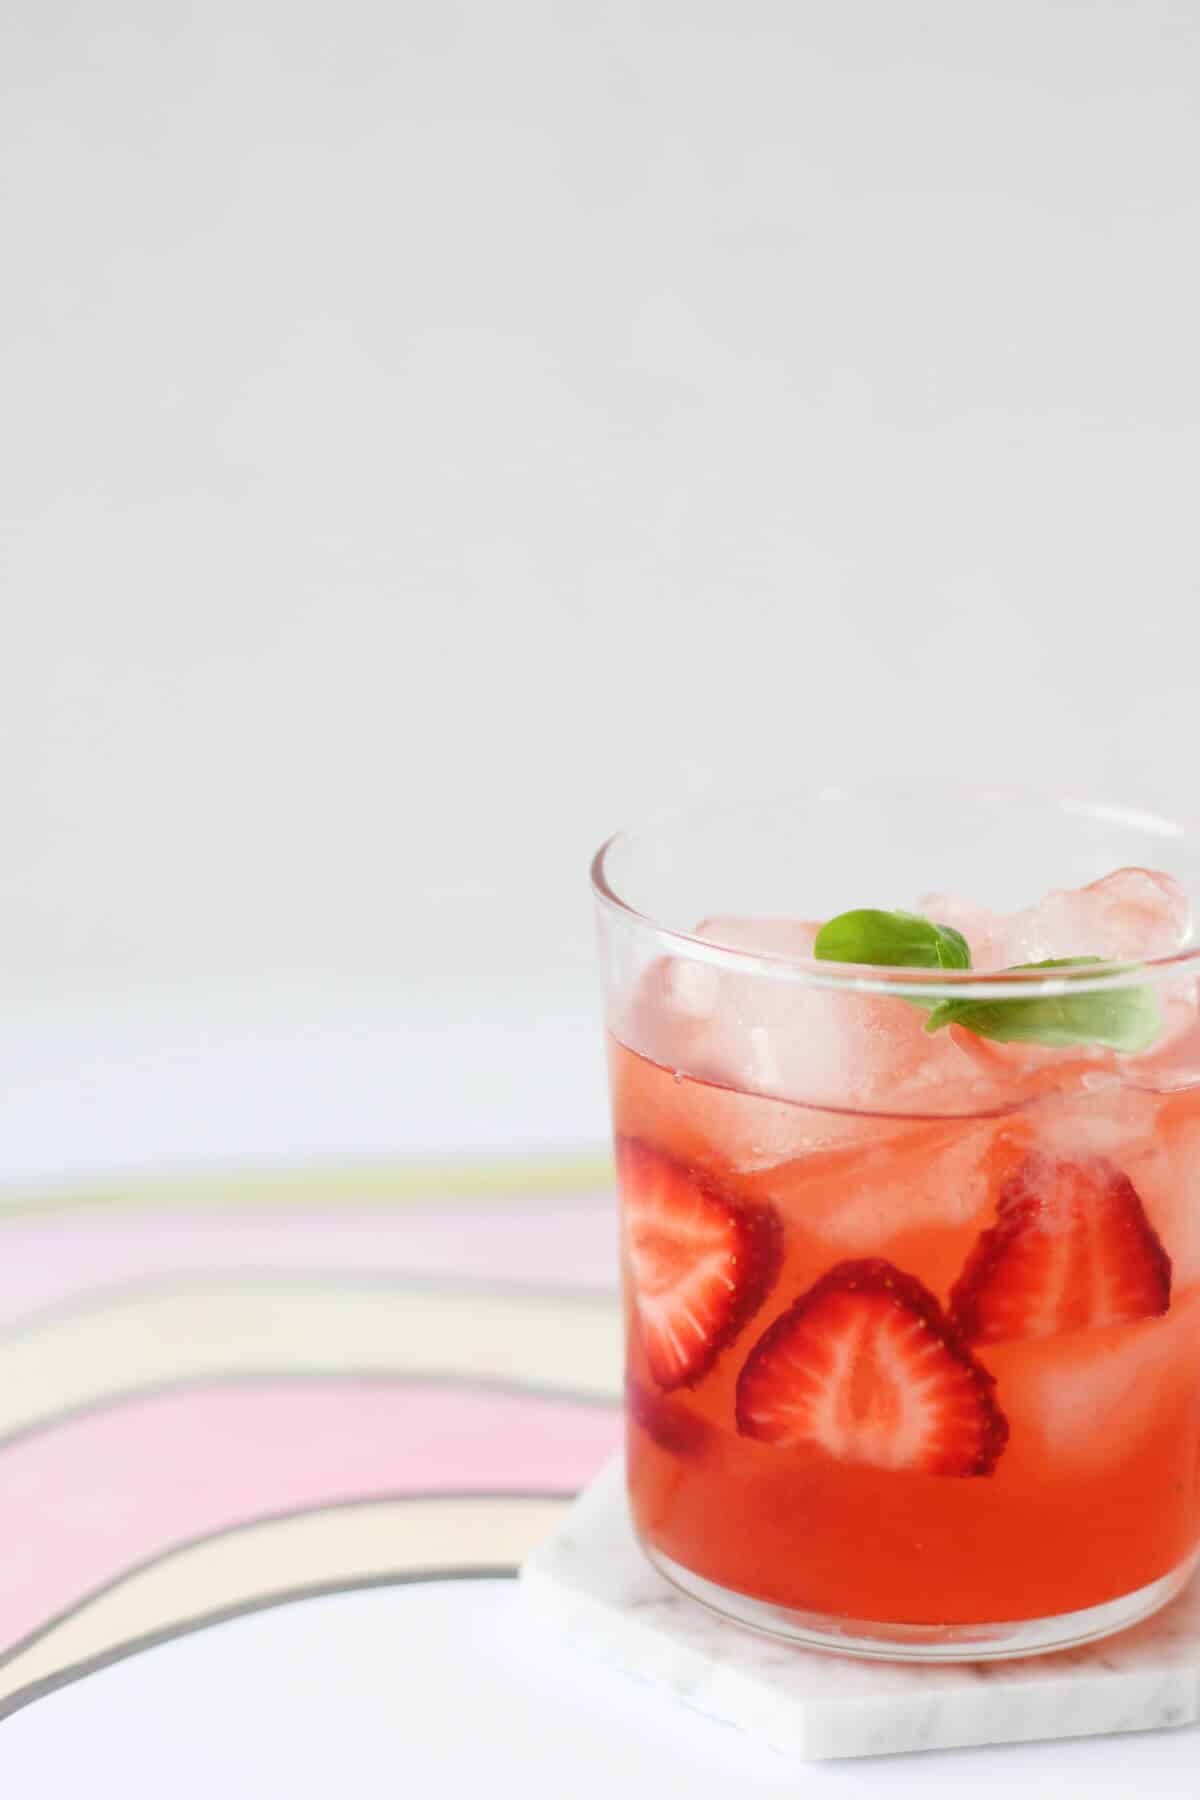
[[735, 1259, 1008, 1477], [949, 1154, 1172, 1345], [617, 1136, 782, 1390], [627, 1376, 713, 1455]]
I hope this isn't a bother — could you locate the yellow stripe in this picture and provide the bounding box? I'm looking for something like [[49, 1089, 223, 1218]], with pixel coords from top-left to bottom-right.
[[0, 1280, 622, 1438], [0, 1494, 566, 1712], [0, 1153, 614, 1220]]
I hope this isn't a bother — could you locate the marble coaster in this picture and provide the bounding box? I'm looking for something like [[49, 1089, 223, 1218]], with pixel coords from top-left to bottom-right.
[[519, 1459, 1200, 1761]]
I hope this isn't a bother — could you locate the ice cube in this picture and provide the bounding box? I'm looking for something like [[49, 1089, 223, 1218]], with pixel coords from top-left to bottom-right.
[[918, 893, 1008, 969], [608, 994, 857, 1175], [613, 956, 854, 1172], [1026, 1085, 1165, 1168], [924, 868, 1191, 970], [1000, 1291, 1200, 1475], [693, 916, 948, 1110], [923, 869, 1197, 1076], [782, 1119, 1000, 1254], [1122, 1103, 1200, 1287], [1124, 991, 1200, 1090], [693, 916, 824, 960], [624, 915, 1009, 1135]]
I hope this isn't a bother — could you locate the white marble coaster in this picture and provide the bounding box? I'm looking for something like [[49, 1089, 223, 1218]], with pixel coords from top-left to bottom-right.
[[520, 1459, 1200, 1761]]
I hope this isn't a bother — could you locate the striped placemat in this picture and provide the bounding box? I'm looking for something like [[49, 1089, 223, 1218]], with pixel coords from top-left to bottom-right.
[[0, 1156, 621, 1719]]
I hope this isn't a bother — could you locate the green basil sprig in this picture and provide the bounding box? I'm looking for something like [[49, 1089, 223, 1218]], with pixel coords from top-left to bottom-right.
[[813, 909, 970, 972], [923, 956, 1161, 1053], [814, 912, 1161, 1054]]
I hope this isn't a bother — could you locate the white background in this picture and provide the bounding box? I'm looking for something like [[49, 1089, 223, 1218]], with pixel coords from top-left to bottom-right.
[[2, 0, 1199, 1179]]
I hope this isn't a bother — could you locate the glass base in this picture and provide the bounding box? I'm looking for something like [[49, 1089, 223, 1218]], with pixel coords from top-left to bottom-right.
[[642, 1541, 1200, 1662]]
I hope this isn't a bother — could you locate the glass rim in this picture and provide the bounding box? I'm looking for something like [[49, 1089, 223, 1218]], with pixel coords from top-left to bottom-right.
[[590, 794, 1200, 1002]]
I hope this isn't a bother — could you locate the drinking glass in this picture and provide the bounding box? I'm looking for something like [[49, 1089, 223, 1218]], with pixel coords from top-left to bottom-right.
[[592, 789, 1200, 1659]]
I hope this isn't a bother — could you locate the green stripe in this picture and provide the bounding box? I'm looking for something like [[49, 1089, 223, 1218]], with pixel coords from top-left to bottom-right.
[[0, 1153, 615, 1219]]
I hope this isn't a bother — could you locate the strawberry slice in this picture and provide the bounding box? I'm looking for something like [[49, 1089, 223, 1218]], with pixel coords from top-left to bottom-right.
[[736, 1259, 1008, 1477], [618, 1136, 782, 1390], [627, 1377, 713, 1456], [949, 1154, 1172, 1345]]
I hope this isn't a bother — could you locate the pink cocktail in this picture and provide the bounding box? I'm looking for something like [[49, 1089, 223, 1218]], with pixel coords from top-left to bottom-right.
[[594, 792, 1200, 1658]]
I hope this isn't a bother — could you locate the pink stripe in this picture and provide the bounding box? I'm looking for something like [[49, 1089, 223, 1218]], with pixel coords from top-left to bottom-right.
[[0, 1203, 618, 1324], [0, 1380, 620, 1654]]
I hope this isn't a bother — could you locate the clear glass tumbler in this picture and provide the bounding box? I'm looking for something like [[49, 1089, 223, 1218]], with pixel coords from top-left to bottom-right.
[[592, 789, 1200, 1659]]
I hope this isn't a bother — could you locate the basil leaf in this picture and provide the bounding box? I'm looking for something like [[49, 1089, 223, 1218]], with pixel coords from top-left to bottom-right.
[[814, 909, 972, 972], [924, 957, 1162, 1054]]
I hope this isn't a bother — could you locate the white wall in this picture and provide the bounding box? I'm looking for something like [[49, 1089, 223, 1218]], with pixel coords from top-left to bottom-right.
[[2, 1, 1198, 1174]]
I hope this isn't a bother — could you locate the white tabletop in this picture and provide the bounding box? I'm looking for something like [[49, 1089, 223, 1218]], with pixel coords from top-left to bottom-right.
[[2, 1578, 1197, 1799]]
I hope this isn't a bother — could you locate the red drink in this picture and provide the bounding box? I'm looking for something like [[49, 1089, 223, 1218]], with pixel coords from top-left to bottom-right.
[[615, 1038, 1200, 1634], [594, 797, 1200, 1658]]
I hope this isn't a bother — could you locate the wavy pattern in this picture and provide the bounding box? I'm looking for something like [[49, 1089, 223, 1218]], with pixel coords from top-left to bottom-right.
[[0, 1275, 621, 1445], [0, 1200, 618, 1324], [0, 1493, 564, 1717], [0, 1159, 621, 1724], [2, 1157, 614, 1219], [0, 1380, 619, 1657]]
